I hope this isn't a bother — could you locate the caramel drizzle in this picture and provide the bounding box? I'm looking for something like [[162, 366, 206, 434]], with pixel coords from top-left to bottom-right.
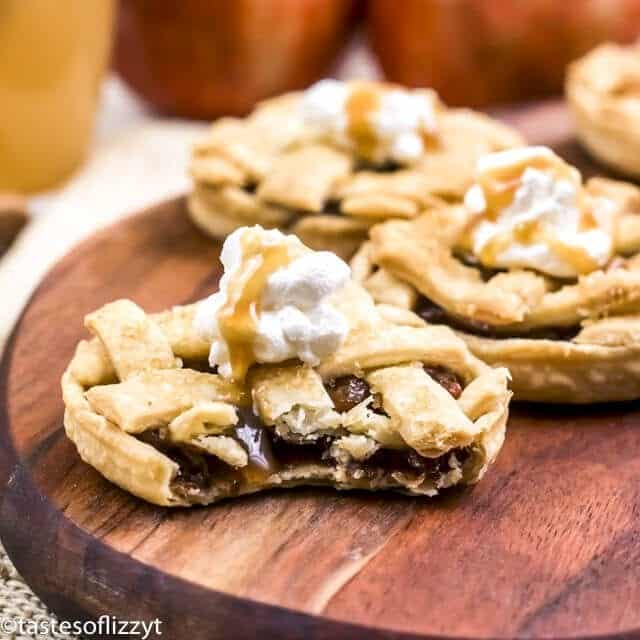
[[578, 204, 599, 231], [470, 154, 604, 275], [217, 231, 298, 382], [344, 82, 437, 161], [345, 83, 382, 161], [234, 408, 279, 484], [477, 154, 579, 220], [477, 218, 601, 276]]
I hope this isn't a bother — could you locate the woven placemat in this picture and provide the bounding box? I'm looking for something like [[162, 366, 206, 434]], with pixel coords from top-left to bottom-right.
[[0, 542, 76, 639]]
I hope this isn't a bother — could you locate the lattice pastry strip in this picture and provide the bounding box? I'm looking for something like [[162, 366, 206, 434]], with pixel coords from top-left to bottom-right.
[[188, 184, 294, 240], [84, 300, 180, 380], [256, 145, 352, 213], [85, 369, 242, 434], [368, 185, 640, 331]]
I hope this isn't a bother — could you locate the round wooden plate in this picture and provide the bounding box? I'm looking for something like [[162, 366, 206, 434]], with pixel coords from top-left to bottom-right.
[[2, 102, 640, 640]]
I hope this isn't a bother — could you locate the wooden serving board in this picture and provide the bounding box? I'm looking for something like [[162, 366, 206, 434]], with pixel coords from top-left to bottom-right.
[[2, 102, 640, 640]]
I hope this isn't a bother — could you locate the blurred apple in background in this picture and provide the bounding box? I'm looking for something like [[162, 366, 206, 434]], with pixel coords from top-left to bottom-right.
[[115, 0, 359, 119], [368, 0, 640, 108]]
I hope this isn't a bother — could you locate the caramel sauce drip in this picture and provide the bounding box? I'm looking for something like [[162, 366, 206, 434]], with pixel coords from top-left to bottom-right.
[[234, 408, 279, 485], [420, 128, 439, 151], [478, 217, 600, 275], [478, 220, 541, 267], [547, 237, 600, 275], [578, 202, 599, 231], [217, 231, 298, 382], [470, 153, 604, 275], [470, 193, 546, 267], [345, 83, 381, 161], [344, 82, 437, 160], [478, 154, 579, 220]]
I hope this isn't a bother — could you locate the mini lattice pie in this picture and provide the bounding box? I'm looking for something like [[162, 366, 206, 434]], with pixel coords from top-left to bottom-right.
[[188, 80, 523, 260], [567, 43, 640, 178], [61, 227, 510, 506], [356, 146, 640, 403]]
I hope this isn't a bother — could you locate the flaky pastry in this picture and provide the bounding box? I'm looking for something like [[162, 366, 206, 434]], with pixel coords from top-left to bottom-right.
[[188, 81, 523, 260], [568, 43, 640, 178]]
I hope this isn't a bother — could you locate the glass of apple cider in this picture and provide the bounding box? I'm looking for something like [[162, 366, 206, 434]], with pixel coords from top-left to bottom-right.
[[0, 0, 115, 192]]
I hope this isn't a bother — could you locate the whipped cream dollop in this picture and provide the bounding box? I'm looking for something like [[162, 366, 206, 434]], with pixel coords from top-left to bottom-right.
[[300, 79, 438, 164], [464, 146, 615, 278], [195, 226, 350, 381]]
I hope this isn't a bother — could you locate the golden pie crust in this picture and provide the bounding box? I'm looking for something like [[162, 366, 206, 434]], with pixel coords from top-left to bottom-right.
[[357, 178, 640, 403], [188, 90, 523, 259], [62, 287, 510, 506], [567, 43, 640, 178]]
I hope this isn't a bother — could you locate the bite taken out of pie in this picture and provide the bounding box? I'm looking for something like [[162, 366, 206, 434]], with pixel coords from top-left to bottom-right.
[[188, 80, 524, 260], [61, 226, 511, 506], [356, 145, 640, 403]]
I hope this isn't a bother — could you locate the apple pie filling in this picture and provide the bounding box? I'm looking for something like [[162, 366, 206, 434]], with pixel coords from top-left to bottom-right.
[[414, 295, 581, 342], [138, 405, 471, 504]]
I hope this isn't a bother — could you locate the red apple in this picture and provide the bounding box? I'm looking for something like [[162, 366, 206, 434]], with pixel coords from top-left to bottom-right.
[[367, 0, 640, 107], [115, 0, 359, 119]]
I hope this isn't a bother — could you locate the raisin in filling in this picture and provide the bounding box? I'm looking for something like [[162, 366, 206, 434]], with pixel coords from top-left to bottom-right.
[[243, 182, 258, 194], [354, 159, 402, 173], [138, 430, 240, 498], [326, 368, 464, 413], [423, 366, 463, 399], [321, 199, 343, 216], [454, 251, 503, 282], [326, 376, 376, 412], [356, 446, 471, 483], [415, 295, 581, 341]]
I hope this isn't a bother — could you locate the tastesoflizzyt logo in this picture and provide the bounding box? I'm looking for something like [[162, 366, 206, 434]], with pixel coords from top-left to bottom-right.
[[0, 614, 163, 638]]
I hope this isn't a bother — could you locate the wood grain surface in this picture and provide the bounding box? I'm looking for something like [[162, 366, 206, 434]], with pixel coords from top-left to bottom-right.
[[2, 101, 640, 640]]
